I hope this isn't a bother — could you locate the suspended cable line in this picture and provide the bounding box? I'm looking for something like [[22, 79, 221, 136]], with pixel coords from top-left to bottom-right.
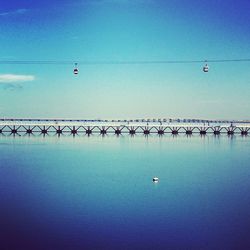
[[0, 58, 250, 65]]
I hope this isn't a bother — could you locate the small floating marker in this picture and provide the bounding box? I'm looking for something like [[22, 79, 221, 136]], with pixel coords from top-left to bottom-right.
[[203, 62, 209, 72], [152, 177, 159, 183], [73, 63, 79, 75]]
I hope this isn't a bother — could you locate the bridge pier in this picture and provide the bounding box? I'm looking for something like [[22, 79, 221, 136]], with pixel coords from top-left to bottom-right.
[[26, 126, 33, 134], [115, 129, 121, 135], [85, 128, 92, 135], [100, 128, 107, 135], [200, 130, 207, 135], [11, 126, 17, 134], [172, 130, 178, 135], [158, 130, 164, 135], [129, 129, 136, 135], [241, 131, 248, 136], [71, 126, 78, 135], [56, 126, 63, 134], [227, 130, 234, 135]]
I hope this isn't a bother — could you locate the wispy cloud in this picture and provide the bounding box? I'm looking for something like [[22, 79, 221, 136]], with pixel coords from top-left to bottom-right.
[[66, 0, 153, 7], [0, 74, 35, 83], [0, 8, 28, 17], [92, 0, 141, 3]]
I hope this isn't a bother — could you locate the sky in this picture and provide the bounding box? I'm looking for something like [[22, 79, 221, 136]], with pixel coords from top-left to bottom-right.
[[0, 0, 250, 120]]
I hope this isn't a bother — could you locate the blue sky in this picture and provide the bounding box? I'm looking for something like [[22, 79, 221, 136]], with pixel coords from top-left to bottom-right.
[[0, 0, 250, 119]]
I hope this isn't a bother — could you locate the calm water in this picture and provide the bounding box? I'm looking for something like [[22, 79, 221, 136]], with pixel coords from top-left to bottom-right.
[[1, 135, 250, 250]]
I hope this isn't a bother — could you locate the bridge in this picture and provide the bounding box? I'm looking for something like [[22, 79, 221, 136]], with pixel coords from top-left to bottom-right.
[[0, 119, 249, 136]]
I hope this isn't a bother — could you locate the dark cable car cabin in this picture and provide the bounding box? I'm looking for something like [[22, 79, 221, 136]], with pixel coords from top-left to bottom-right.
[[203, 63, 209, 72], [74, 63, 79, 75]]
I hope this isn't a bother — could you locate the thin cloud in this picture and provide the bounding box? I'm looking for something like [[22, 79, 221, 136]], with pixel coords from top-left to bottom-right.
[[0, 8, 28, 17], [0, 74, 35, 83], [67, 0, 153, 6], [92, 0, 153, 4]]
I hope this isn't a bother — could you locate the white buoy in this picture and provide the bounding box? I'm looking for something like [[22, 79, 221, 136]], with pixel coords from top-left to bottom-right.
[[152, 177, 159, 183], [73, 63, 79, 75], [203, 63, 209, 72]]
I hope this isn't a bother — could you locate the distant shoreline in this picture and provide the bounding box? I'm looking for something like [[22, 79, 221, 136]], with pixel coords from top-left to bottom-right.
[[1, 118, 250, 124]]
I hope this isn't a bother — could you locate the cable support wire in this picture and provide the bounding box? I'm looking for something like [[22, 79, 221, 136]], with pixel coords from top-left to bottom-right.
[[0, 59, 250, 65]]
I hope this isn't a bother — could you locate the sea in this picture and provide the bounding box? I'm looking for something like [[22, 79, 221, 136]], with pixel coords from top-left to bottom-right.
[[1, 134, 250, 250]]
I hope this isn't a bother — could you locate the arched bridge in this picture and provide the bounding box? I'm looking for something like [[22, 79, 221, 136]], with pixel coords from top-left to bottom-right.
[[0, 119, 249, 136]]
